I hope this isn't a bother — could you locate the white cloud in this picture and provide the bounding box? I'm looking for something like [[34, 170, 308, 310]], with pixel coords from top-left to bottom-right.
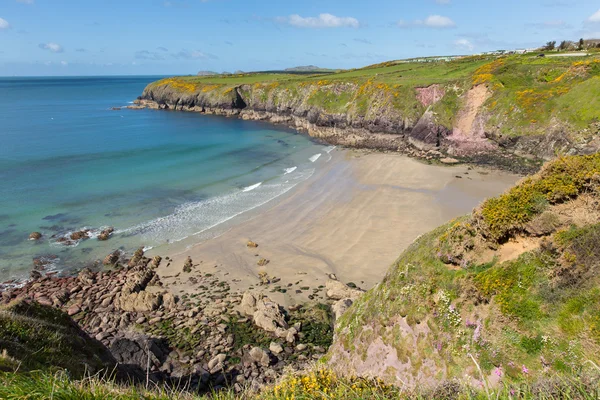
[[39, 42, 64, 53], [423, 15, 456, 28], [436, 0, 451, 4], [454, 38, 474, 51], [589, 9, 600, 23], [172, 49, 218, 60], [397, 15, 456, 29], [0, 18, 10, 30], [281, 13, 360, 28], [60, 61, 68, 66]]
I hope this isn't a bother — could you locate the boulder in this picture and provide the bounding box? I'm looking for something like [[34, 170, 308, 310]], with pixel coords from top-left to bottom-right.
[[70, 230, 89, 241], [269, 342, 284, 355], [183, 256, 193, 273], [29, 232, 42, 240], [325, 279, 364, 301], [208, 353, 227, 370], [78, 268, 96, 286], [249, 347, 271, 367], [103, 250, 120, 266], [332, 298, 354, 321], [240, 291, 257, 316], [118, 291, 162, 312], [252, 298, 288, 333], [247, 241, 258, 248]]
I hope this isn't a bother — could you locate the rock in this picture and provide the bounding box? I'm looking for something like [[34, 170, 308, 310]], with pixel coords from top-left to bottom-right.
[[332, 298, 354, 321], [103, 250, 120, 266], [78, 268, 96, 286], [152, 255, 162, 267], [247, 241, 258, 248], [67, 304, 81, 316], [135, 317, 146, 324], [325, 279, 364, 301], [269, 342, 284, 355], [118, 291, 162, 312], [208, 353, 227, 370], [70, 230, 89, 241], [249, 347, 271, 367], [252, 298, 288, 333], [257, 258, 269, 267], [110, 335, 167, 370], [286, 328, 297, 344], [240, 291, 257, 316], [440, 157, 460, 164], [98, 228, 113, 241], [328, 273, 337, 280], [29, 232, 42, 240], [183, 256, 193, 273], [296, 344, 307, 351]]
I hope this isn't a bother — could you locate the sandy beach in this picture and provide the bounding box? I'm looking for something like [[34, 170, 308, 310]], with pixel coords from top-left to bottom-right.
[[156, 150, 519, 305]]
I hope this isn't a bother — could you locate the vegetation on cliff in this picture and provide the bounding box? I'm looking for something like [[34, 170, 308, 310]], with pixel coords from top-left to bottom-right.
[[330, 153, 600, 390]]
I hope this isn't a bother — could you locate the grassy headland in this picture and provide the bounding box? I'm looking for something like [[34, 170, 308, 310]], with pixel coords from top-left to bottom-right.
[[137, 53, 600, 171]]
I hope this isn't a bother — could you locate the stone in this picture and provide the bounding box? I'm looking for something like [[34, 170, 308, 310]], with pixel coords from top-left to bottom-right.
[[296, 344, 307, 351], [183, 256, 193, 273], [70, 230, 89, 241], [332, 298, 354, 321], [136, 316, 146, 324], [325, 279, 364, 301], [247, 240, 259, 248], [257, 258, 269, 267], [286, 328, 297, 344], [29, 232, 42, 240], [269, 342, 284, 355], [152, 255, 162, 267], [78, 268, 96, 286], [208, 353, 227, 370], [118, 291, 162, 312], [252, 298, 288, 333], [103, 250, 120, 266], [67, 304, 81, 316], [240, 291, 257, 316], [249, 347, 271, 367], [440, 157, 460, 164]]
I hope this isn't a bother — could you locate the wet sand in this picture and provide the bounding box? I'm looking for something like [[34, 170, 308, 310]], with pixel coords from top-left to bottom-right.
[[156, 150, 519, 305]]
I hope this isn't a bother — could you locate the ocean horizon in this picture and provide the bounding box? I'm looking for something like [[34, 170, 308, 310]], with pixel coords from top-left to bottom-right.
[[0, 76, 329, 283]]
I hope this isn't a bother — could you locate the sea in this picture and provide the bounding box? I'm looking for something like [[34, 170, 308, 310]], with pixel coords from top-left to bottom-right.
[[0, 76, 331, 283]]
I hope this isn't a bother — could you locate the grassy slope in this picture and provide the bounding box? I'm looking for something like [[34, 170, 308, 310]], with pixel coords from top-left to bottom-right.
[[332, 153, 600, 387], [0, 300, 114, 376], [147, 53, 600, 141]]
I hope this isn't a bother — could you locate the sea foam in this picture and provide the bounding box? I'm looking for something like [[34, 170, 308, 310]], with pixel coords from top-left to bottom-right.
[[309, 153, 321, 163]]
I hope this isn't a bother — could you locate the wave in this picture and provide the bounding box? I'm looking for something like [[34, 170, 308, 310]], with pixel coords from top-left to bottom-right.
[[324, 146, 337, 154], [284, 166, 297, 175], [117, 168, 315, 244], [243, 182, 262, 192], [309, 153, 322, 163]]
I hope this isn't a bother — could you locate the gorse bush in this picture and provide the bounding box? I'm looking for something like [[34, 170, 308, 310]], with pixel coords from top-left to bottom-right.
[[478, 153, 600, 241]]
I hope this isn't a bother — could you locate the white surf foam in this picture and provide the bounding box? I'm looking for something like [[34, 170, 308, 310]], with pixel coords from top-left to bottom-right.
[[243, 182, 262, 192], [117, 168, 315, 245], [309, 153, 322, 163], [284, 166, 297, 175], [324, 146, 336, 154]]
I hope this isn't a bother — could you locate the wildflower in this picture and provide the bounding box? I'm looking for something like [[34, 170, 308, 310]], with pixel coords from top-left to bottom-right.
[[521, 365, 529, 374], [494, 366, 502, 377]]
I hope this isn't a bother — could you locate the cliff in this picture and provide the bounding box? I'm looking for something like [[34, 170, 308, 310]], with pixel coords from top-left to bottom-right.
[[326, 153, 600, 389], [136, 54, 600, 173]]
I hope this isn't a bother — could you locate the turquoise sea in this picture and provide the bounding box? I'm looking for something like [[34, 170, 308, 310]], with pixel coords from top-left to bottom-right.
[[0, 76, 329, 282]]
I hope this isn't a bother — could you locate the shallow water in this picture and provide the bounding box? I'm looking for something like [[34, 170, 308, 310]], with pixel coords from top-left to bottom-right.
[[0, 76, 327, 282]]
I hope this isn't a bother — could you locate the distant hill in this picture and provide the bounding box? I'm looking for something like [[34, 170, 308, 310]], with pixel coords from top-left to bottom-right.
[[196, 71, 220, 76], [284, 65, 336, 73]]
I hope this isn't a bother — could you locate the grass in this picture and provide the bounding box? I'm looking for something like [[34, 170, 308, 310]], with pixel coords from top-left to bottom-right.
[[0, 300, 113, 377], [1, 368, 599, 400]]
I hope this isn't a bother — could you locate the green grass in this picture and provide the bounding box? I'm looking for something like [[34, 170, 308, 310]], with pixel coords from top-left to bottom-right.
[[0, 300, 113, 377], [2, 369, 600, 400]]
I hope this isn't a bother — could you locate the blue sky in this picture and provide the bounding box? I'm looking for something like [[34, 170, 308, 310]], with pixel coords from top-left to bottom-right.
[[1, 0, 600, 76]]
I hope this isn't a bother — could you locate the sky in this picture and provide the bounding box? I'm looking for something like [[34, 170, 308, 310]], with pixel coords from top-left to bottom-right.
[[1, 0, 600, 76]]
